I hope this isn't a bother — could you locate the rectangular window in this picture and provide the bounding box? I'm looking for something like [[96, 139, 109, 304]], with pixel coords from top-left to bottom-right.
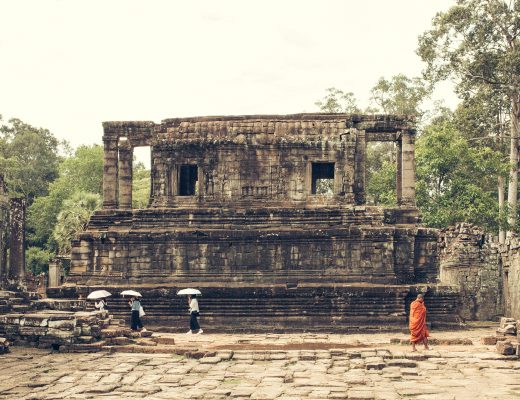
[[179, 165, 198, 196], [312, 162, 334, 195]]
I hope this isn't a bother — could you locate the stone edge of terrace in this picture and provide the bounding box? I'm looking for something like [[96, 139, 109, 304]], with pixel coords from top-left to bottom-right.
[[102, 113, 416, 134]]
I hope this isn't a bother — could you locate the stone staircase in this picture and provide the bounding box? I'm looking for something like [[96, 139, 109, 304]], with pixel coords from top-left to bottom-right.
[[0, 290, 39, 314], [55, 283, 463, 333]]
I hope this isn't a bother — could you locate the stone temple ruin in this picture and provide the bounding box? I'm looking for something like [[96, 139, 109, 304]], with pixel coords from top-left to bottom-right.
[[46, 114, 465, 331]]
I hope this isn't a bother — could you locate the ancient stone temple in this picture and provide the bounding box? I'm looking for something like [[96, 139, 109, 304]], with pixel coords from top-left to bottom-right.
[[51, 114, 461, 331]]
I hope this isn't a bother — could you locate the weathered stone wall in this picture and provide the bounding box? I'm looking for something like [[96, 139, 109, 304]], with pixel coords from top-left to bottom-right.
[[438, 223, 503, 321], [68, 208, 437, 286], [0, 310, 107, 348], [498, 235, 520, 320]]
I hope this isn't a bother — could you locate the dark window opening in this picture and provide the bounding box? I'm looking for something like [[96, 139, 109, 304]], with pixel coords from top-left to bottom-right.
[[312, 162, 334, 195], [179, 165, 198, 196]]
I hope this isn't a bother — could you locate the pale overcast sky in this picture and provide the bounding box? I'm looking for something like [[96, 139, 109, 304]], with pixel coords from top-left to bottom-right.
[[0, 0, 458, 163]]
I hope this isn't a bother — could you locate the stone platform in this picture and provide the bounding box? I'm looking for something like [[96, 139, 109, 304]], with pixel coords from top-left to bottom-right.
[[48, 283, 462, 332], [1, 327, 519, 399]]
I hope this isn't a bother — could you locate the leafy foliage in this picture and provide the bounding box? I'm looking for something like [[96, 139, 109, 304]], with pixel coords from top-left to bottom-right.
[[27, 145, 104, 249], [417, 0, 520, 229], [416, 119, 505, 232], [315, 88, 360, 113], [53, 192, 102, 255], [0, 117, 64, 204], [132, 162, 151, 208], [369, 74, 430, 119], [26, 246, 54, 275]]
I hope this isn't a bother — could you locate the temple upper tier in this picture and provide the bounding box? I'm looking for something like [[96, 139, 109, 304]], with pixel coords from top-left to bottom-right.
[[101, 114, 416, 209]]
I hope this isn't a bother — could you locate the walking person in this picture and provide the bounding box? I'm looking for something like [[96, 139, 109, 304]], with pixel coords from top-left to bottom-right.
[[129, 296, 145, 331], [409, 293, 430, 351], [186, 294, 203, 334]]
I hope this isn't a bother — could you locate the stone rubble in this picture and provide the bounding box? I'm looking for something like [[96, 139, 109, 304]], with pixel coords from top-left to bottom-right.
[[494, 317, 519, 357], [0, 336, 9, 354]]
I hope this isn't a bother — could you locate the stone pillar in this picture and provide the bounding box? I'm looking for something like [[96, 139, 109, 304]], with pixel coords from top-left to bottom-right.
[[353, 130, 366, 205], [0, 175, 8, 283], [396, 139, 402, 204], [48, 259, 61, 287], [0, 208, 8, 283], [118, 138, 133, 209], [8, 198, 25, 281], [401, 130, 416, 206], [102, 138, 119, 209]]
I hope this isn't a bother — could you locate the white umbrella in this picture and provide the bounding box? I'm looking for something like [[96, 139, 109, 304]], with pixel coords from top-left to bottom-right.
[[177, 288, 202, 296], [121, 290, 142, 297], [87, 290, 112, 300]]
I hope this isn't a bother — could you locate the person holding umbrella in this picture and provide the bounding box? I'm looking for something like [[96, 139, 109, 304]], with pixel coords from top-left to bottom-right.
[[87, 290, 111, 312], [95, 298, 107, 311], [129, 296, 146, 331], [177, 288, 203, 334], [121, 290, 146, 332]]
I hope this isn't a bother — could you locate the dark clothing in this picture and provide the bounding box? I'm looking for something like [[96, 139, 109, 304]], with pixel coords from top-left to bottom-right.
[[131, 310, 143, 330], [190, 311, 200, 331]]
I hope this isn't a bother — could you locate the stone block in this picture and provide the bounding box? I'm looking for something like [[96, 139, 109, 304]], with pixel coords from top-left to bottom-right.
[[48, 319, 75, 330], [496, 340, 516, 356], [480, 336, 497, 345]]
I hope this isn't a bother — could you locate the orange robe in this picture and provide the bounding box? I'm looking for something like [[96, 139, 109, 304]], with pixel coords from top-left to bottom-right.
[[409, 299, 429, 343]]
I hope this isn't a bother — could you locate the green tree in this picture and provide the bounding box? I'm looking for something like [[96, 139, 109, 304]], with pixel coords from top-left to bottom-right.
[[315, 88, 360, 113], [26, 246, 54, 275], [366, 160, 397, 206], [453, 85, 510, 239], [416, 119, 505, 231], [53, 192, 101, 255], [132, 162, 151, 208], [27, 145, 104, 249], [418, 0, 520, 231], [0, 117, 64, 204], [369, 74, 429, 119]]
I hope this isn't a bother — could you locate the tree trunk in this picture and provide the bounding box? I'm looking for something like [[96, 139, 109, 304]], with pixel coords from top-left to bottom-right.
[[499, 113, 506, 244], [499, 175, 506, 243], [507, 96, 520, 235]]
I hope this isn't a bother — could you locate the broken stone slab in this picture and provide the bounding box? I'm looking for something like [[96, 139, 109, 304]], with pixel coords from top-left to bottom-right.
[[386, 359, 417, 368], [199, 356, 222, 364], [496, 340, 517, 356], [480, 336, 497, 345], [135, 338, 157, 347], [151, 336, 175, 345], [365, 356, 386, 370], [497, 325, 517, 335], [500, 317, 516, 328]]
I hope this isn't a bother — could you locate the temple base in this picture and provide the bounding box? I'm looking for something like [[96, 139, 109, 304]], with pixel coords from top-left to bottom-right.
[[48, 283, 462, 333]]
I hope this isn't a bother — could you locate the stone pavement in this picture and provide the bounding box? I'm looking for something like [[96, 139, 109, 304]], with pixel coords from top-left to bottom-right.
[[1, 328, 519, 400]]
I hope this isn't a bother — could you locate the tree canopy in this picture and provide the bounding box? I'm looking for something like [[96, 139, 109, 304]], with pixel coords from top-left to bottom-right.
[[418, 0, 520, 231], [0, 117, 64, 204]]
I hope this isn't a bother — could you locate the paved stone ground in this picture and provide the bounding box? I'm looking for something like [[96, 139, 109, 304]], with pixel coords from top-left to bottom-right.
[[1, 328, 519, 400]]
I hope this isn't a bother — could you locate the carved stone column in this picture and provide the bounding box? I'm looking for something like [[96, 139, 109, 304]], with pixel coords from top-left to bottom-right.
[[401, 130, 416, 206], [102, 138, 119, 209], [0, 175, 8, 283], [396, 138, 402, 204], [118, 138, 133, 209], [8, 198, 25, 281], [353, 130, 366, 205]]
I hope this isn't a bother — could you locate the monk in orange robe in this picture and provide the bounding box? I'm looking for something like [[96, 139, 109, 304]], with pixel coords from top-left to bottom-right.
[[409, 294, 430, 351]]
